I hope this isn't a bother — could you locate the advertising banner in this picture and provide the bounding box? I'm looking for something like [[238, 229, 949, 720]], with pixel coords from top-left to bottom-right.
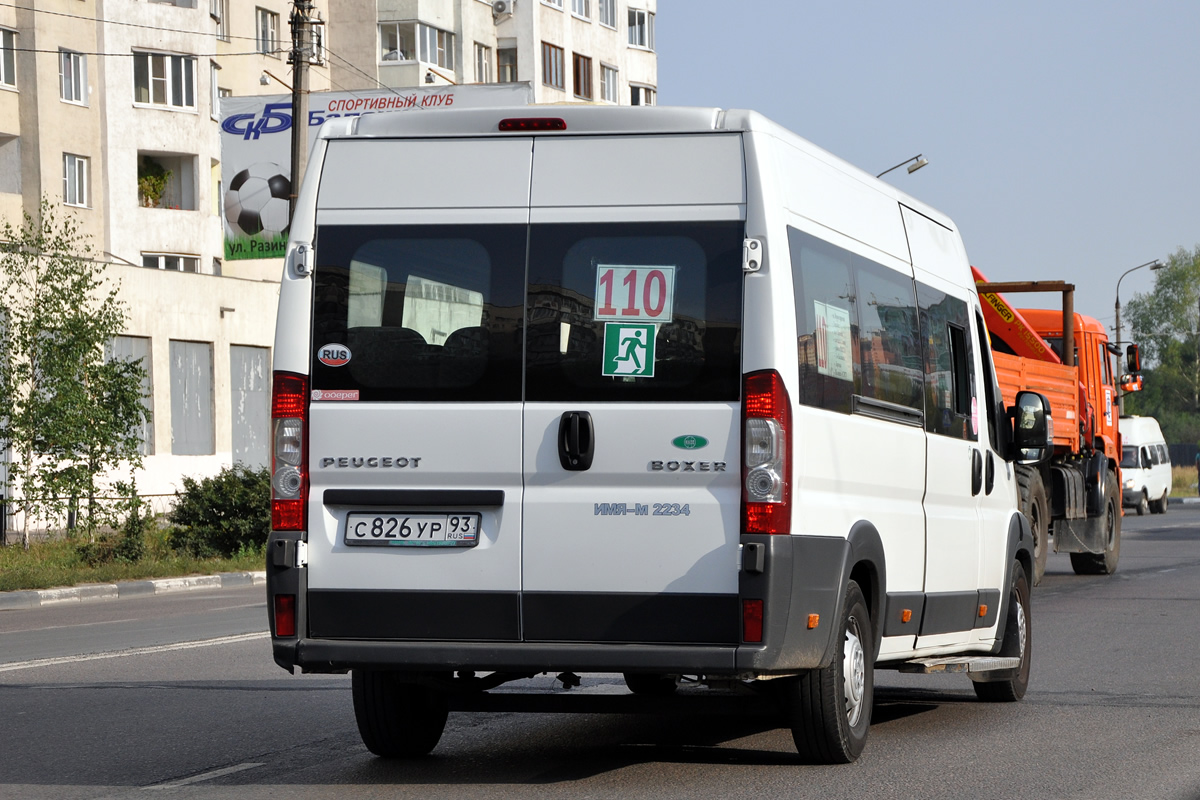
[[219, 83, 533, 260]]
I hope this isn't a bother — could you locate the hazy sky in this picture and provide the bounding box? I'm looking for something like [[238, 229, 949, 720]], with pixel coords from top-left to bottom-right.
[[657, 1, 1198, 333]]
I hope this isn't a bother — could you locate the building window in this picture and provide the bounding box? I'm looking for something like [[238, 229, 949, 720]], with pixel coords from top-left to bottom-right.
[[419, 24, 454, 69], [628, 8, 655, 50], [257, 8, 279, 56], [309, 25, 325, 65], [571, 0, 590, 18], [0, 136, 20, 194], [543, 0, 563, 7], [133, 52, 196, 109], [107, 336, 155, 455], [475, 42, 492, 83], [380, 22, 416, 61], [138, 153, 197, 210], [210, 60, 220, 120], [600, 63, 617, 102], [60, 50, 87, 104], [541, 42, 564, 90], [63, 154, 88, 207], [169, 340, 215, 456], [630, 84, 655, 106], [572, 53, 592, 100], [143, 253, 201, 272], [498, 47, 517, 82], [212, 0, 229, 42], [231, 345, 270, 467], [1, 28, 15, 88], [598, 0, 616, 28]]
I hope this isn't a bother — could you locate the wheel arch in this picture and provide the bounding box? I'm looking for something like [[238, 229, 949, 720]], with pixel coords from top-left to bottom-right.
[[846, 520, 886, 659]]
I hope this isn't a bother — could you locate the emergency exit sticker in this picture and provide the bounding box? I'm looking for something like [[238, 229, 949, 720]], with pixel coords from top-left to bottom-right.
[[602, 323, 656, 378], [594, 265, 675, 323]]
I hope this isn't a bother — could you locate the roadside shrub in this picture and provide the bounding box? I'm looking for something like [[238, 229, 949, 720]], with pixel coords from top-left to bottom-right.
[[168, 465, 271, 558]]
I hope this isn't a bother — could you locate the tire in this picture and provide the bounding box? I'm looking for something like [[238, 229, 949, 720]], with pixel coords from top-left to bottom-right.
[[778, 580, 873, 763], [623, 673, 679, 696], [1150, 491, 1168, 514], [1070, 469, 1121, 575], [351, 670, 449, 758], [1016, 467, 1049, 586], [973, 560, 1032, 702], [1136, 491, 1149, 516]]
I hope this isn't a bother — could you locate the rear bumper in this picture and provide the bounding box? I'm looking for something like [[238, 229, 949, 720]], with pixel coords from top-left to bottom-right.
[[267, 532, 850, 677]]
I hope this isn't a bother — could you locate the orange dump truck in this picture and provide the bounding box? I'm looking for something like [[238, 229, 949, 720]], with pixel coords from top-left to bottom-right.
[[974, 268, 1138, 584]]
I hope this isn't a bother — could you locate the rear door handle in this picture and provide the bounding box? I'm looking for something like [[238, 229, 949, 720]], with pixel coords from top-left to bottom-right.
[[558, 411, 595, 471]]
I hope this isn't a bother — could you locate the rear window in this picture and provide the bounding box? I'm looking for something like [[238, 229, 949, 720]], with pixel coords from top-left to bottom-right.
[[524, 221, 744, 402], [310, 224, 526, 402]]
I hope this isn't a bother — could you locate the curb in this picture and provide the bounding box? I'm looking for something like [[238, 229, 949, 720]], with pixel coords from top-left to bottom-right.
[[1168, 497, 1200, 505], [0, 572, 266, 611]]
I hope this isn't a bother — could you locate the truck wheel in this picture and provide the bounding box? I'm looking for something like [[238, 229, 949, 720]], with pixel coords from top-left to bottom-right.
[[352, 670, 448, 758], [623, 673, 679, 696], [1136, 491, 1149, 516], [778, 580, 873, 763], [1016, 467, 1049, 586], [1070, 470, 1121, 575], [972, 560, 1031, 702]]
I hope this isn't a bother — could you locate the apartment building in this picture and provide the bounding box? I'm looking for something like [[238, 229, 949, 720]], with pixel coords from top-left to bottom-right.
[[327, 0, 657, 105], [0, 0, 329, 509]]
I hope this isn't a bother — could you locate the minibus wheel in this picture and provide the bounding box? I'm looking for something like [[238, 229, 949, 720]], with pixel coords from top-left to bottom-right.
[[778, 580, 873, 763], [352, 670, 449, 758]]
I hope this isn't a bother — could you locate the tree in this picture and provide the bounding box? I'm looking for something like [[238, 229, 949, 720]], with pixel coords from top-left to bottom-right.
[[0, 199, 148, 548], [1123, 245, 1200, 443]]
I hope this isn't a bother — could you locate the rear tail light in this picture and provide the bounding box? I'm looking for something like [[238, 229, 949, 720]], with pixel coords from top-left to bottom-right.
[[272, 372, 308, 531], [742, 370, 792, 534], [274, 594, 296, 637], [498, 117, 567, 132], [742, 599, 764, 643]]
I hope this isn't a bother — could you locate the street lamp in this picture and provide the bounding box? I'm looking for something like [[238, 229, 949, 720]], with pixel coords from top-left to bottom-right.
[[876, 154, 928, 179], [1115, 259, 1163, 413]]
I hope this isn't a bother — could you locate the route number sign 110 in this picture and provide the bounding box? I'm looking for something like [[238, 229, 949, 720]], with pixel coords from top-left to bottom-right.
[[593, 265, 676, 323]]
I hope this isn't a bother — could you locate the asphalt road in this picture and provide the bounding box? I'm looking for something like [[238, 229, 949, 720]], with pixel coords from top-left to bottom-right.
[[2, 506, 1199, 799]]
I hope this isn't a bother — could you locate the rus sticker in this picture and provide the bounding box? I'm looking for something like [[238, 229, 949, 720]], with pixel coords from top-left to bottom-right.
[[317, 343, 351, 367]]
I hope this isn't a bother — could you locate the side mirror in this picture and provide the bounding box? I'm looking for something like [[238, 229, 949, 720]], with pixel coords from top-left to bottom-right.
[[1009, 390, 1053, 465], [1126, 343, 1141, 373], [1120, 373, 1143, 393]]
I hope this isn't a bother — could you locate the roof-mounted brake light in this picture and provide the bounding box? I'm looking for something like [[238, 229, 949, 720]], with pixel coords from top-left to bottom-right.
[[498, 117, 567, 132]]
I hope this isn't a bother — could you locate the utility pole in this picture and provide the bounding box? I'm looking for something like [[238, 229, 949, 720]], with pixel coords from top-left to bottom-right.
[[288, 0, 318, 221]]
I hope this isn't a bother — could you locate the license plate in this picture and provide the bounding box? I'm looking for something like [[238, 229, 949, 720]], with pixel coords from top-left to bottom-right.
[[344, 512, 480, 547]]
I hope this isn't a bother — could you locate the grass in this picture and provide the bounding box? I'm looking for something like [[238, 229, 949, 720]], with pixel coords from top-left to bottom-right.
[[0, 519, 265, 593], [1171, 466, 1198, 499]]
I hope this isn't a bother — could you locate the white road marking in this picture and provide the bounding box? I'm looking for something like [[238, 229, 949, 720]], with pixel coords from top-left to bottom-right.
[[0, 631, 270, 673], [146, 762, 265, 789]]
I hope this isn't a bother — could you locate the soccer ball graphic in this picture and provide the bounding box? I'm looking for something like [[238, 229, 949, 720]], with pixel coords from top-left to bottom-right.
[[224, 162, 291, 238]]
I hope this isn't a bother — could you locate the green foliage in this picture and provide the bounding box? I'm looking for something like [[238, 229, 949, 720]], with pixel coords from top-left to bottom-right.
[[0, 198, 149, 547], [168, 465, 272, 558], [137, 158, 172, 208], [0, 531, 265, 593]]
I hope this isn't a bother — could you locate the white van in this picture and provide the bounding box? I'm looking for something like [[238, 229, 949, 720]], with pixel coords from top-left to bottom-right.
[[266, 106, 1052, 764], [1120, 415, 1171, 514]]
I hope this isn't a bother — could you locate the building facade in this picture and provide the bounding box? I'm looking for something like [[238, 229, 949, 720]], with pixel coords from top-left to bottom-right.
[[328, 0, 657, 105], [0, 0, 329, 514], [0, 0, 658, 525]]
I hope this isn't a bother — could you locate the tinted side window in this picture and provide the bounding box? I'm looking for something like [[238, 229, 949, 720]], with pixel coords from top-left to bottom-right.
[[917, 283, 977, 441], [790, 227, 922, 417], [857, 261, 922, 410], [525, 221, 743, 402], [311, 224, 526, 401], [791, 228, 858, 414]]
